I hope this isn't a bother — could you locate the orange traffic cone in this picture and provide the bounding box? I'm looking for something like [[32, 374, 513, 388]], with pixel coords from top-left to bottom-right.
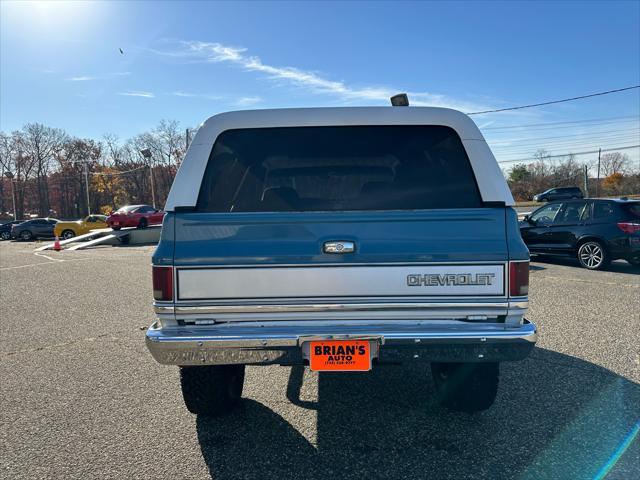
[[53, 236, 62, 252]]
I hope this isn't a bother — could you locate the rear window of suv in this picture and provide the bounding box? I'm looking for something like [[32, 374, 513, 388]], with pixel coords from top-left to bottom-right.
[[621, 202, 640, 218], [196, 126, 483, 212]]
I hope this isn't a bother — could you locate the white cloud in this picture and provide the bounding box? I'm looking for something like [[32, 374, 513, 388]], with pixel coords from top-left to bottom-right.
[[235, 96, 262, 106], [66, 72, 131, 81], [117, 91, 155, 98], [67, 75, 96, 82], [153, 41, 488, 112], [171, 91, 223, 100]]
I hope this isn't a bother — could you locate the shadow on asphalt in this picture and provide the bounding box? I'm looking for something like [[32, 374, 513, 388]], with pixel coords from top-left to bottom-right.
[[195, 348, 639, 480], [529, 264, 546, 271]]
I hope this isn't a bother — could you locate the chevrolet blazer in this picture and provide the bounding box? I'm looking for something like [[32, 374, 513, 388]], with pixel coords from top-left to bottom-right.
[[146, 105, 537, 416]]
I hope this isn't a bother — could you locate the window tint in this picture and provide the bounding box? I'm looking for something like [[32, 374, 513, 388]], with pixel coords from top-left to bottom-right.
[[530, 203, 561, 225], [621, 203, 640, 218], [116, 206, 138, 213], [32, 219, 45, 224], [593, 202, 615, 219], [580, 202, 592, 221], [196, 126, 482, 212], [137, 206, 154, 213], [556, 201, 587, 224]]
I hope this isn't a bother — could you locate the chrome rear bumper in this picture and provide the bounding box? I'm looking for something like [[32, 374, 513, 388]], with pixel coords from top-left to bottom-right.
[[145, 319, 537, 366]]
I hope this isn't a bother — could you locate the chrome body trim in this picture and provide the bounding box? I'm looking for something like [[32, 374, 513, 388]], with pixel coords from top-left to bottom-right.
[[145, 319, 537, 366], [154, 300, 528, 316], [174, 302, 505, 314]]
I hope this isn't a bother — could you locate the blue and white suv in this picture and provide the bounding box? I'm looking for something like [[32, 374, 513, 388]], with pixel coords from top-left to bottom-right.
[[146, 105, 536, 415]]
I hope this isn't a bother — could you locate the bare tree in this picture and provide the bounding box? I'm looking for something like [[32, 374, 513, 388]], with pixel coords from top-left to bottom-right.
[[600, 152, 629, 177], [0, 131, 37, 218], [20, 123, 67, 216]]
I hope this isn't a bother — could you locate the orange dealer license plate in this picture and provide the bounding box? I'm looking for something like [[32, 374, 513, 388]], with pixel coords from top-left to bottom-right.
[[309, 340, 371, 371]]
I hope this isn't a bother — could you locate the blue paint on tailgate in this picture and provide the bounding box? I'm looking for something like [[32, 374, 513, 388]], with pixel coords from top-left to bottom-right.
[[165, 208, 509, 266]]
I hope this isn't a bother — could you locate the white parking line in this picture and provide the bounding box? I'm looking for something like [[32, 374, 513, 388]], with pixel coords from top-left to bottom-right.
[[0, 256, 94, 271], [34, 251, 64, 262]]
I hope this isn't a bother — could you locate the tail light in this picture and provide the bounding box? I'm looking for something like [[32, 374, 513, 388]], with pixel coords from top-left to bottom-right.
[[617, 222, 640, 234], [509, 261, 529, 297], [152, 265, 173, 301]]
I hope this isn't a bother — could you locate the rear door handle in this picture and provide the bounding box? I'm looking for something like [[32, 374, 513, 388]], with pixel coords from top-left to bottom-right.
[[323, 241, 355, 254]]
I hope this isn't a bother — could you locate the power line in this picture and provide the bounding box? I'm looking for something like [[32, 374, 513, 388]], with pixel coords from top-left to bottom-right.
[[487, 127, 640, 146], [481, 115, 639, 130], [467, 85, 640, 115], [497, 144, 640, 164], [491, 132, 640, 149], [491, 136, 640, 154], [484, 119, 640, 136], [90, 165, 147, 176]]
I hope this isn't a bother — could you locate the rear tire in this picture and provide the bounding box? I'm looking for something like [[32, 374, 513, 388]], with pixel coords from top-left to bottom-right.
[[62, 229, 75, 240], [180, 365, 245, 417], [0, 231, 10, 240], [431, 362, 499, 413], [577, 240, 609, 270], [20, 230, 33, 241], [112, 226, 121, 231]]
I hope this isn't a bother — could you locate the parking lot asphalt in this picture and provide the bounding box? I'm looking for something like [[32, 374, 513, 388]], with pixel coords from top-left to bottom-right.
[[1, 240, 638, 480]]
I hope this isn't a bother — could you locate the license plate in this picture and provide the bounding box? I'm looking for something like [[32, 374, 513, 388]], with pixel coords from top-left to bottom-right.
[[309, 340, 371, 371]]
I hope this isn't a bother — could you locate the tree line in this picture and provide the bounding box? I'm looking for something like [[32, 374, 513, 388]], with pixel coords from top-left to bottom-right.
[[0, 120, 191, 220], [507, 149, 639, 201]]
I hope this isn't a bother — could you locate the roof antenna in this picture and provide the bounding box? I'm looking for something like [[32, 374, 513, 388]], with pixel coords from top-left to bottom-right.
[[390, 93, 409, 107]]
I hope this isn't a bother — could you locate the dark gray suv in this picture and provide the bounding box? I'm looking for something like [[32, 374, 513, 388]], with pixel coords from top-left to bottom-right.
[[533, 187, 583, 202]]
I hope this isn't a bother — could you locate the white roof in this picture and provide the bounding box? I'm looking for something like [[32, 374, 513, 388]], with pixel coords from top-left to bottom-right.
[[165, 107, 514, 210]]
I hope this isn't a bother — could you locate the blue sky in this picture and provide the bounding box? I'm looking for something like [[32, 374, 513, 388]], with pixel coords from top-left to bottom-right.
[[1, 0, 639, 167]]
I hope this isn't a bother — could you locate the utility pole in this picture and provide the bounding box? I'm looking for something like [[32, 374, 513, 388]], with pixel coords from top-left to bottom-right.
[[4, 171, 17, 220], [140, 149, 156, 208], [83, 161, 91, 215], [149, 164, 156, 209], [583, 165, 589, 198], [595, 148, 601, 197]]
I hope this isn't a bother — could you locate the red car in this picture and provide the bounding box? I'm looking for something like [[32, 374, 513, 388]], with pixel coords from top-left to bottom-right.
[[106, 205, 165, 230]]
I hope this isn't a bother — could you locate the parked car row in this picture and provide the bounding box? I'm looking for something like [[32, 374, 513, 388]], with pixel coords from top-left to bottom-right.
[[0, 204, 165, 241], [2, 198, 637, 271]]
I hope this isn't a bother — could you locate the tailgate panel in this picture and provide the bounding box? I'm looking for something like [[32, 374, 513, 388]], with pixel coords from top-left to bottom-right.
[[173, 209, 508, 302]]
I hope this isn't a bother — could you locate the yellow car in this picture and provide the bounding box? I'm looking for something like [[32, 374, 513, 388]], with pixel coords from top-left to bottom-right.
[[54, 215, 108, 240]]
